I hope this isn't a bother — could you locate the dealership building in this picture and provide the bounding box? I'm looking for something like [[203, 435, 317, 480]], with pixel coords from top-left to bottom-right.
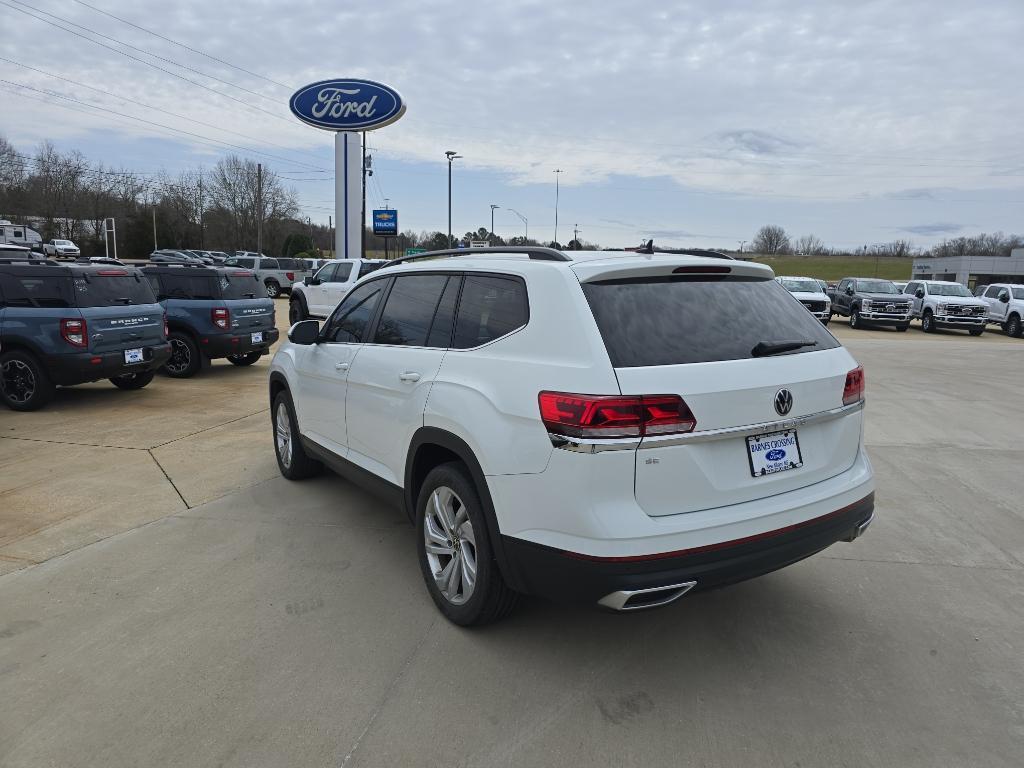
[[911, 248, 1024, 289]]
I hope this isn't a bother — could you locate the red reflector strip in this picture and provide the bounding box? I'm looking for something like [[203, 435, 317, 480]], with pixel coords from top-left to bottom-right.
[[231, 271, 252, 277], [90, 357, 102, 364], [562, 493, 875, 562], [96, 269, 128, 276]]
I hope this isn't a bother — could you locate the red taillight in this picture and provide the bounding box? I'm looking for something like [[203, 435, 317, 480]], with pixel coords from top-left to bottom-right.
[[60, 318, 87, 347], [843, 365, 865, 405], [538, 392, 696, 438], [97, 269, 128, 276], [286, 271, 295, 281], [211, 307, 229, 329]]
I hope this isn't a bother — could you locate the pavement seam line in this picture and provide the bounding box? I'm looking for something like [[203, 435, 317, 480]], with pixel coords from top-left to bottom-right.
[[822, 554, 1021, 572], [340, 617, 438, 768], [0, 435, 148, 451], [146, 449, 192, 510], [147, 408, 270, 450]]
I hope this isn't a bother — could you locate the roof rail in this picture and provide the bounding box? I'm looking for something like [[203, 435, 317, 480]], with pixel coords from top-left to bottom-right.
[[380, 246, 571, 269]]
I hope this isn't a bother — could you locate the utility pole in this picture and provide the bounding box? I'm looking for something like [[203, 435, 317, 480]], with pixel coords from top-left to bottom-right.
[[328, 215, 332, 256], [198, 175, 204, 249], [553, 169, 563, 245], [573, 223, 579, 248], [361, 132, 367, 258], [738, 240, 746, 253], [152, 202, 157, 251], [256, 162, 263, 255], [490, 204, 499, 243], [445, 150, 461, 248]]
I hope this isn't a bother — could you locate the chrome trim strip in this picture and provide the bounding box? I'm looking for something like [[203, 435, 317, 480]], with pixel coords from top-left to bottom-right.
[[598, 581, 698, 611], [638, 399, 865, 449], [548, 434, 642, 453]]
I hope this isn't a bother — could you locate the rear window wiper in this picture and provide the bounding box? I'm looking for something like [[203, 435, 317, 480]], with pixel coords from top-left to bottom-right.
[[751, 340, 817, 357]]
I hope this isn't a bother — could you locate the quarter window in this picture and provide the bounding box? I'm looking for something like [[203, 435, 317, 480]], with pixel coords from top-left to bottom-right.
[[372, 274, 449, 346], [322, 279, 387, 343], [2, 275, 73, 308], [452, 274, 529, 349]]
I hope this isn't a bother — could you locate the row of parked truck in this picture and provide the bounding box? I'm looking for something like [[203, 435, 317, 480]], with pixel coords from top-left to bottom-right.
[[0, 255, 278, 411]]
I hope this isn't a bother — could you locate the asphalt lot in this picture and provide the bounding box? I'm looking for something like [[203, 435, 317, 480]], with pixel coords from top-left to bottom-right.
[[1, 305, 1023, 767]]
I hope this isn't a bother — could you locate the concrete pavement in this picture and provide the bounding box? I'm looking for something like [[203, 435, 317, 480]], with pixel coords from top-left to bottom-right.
[[1, 304, 1022, 767]]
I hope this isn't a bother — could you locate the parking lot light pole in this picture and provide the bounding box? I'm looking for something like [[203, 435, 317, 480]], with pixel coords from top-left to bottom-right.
[[553, 169, 563, 245], [507, 208, 528, 241], [445, 150, 461, 248], [490, 204, 499, 243]]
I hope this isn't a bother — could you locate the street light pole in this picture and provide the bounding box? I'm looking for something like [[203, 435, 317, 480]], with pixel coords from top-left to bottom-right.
[[445, 150, 461, 248], [507, 208, 528, 241], [553, 169, 562, 245], [490, 204, 499, 243], [738, 240, 746, 253]]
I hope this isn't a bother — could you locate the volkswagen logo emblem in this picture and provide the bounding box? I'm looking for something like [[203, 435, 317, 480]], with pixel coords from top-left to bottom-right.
[[774, 389, 794, 416]]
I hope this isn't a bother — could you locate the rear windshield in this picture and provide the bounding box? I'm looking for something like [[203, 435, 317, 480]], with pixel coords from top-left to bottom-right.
[[582, 276, 840, 367], [73, 272, 157, 307], [151, 273, 220, 300], [219, 271, 261, 299]]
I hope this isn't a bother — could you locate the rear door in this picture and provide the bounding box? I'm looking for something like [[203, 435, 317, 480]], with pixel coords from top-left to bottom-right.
[[344, 273, 458, 485], [578, 267, 862, 516], [72, 270, 165, 358]]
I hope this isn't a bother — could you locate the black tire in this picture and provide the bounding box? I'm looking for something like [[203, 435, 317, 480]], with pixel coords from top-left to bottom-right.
[[227, 352, 262, 366], [921, 310, 936, 333], [968, 327, 984, 337], [416, 462, 519, 626], [849, 308, 861, 329], [896, 323, 910, 332], [822, 315, 831, 326], [164, 332, 202, 378], [1007, 314, 1022, 338], [289, 297, 308, 324], [272, 391, 322, 480], [0, 349, 55, 411], [110, 370, 155, 389], [265, 280, 281, 299]]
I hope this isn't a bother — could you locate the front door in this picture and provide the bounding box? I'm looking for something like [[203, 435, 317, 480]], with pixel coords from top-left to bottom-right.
[[305, 262, 337, 317], [324, 261, 355, 312]]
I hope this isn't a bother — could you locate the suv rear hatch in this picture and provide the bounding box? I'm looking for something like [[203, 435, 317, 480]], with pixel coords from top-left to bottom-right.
[[576, 259, 863, 516], [220, 271, 276, 333], [72, 269, 165, 355]]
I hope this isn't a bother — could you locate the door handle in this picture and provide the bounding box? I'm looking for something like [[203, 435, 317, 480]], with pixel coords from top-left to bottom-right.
[[335, 362, 350, 371], [399, 371, 421, 382]]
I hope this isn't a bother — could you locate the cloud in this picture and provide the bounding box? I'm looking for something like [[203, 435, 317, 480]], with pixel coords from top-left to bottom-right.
[[898, 223, 965, 236], [704, 130, 804, 157]]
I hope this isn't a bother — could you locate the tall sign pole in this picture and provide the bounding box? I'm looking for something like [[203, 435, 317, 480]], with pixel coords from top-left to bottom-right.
[[289, 79, 406, 261]]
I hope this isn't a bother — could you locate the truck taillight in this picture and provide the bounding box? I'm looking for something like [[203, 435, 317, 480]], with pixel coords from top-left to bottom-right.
[[286, 272, 295, 281], [538, 392, 696, 439], [211, 307, 230, 329], [60, 318, 87, 347], [843, 365, 865, 405]]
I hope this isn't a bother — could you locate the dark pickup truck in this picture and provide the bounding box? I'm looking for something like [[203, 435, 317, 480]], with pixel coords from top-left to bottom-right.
[[0, 260, 171, 410], [831, 277, 913, 331], [142, 265, 279, 377]]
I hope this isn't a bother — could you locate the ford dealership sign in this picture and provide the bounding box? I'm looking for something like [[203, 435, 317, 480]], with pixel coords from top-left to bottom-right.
[[289, 79, 405, 132]]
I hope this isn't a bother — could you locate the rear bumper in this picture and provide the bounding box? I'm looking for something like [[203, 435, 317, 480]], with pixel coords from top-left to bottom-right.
[[500, 492, 875, 605], [201, 327, 279, 358], [48, 343, 171, 385]]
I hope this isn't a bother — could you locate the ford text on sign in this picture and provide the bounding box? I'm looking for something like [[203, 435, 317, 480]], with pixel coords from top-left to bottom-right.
[[289, 79, 406, 131]]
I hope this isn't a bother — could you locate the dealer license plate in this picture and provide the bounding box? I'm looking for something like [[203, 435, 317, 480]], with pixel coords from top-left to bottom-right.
[[251, 332, 263, 344], [746, 429, 803, 477], [123, 348, 144, 365]]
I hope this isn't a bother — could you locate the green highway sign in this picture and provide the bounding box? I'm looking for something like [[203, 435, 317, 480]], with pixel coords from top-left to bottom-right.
[[405, 248, 426, 256]]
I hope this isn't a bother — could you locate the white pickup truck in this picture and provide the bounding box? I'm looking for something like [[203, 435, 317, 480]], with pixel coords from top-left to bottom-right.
[[288, 258, 386, 323], [976, 283, 1024, 337], [222, 254, 297, 298], [904, 280, 988, 335]]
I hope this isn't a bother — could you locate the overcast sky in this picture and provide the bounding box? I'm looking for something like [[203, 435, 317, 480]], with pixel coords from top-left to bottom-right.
[[2, 0, 1022, 249]]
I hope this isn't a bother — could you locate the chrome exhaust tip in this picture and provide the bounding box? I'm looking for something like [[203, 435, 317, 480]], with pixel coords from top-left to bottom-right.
[[598, 580, 697, 611], [842, 512, 874, 542]]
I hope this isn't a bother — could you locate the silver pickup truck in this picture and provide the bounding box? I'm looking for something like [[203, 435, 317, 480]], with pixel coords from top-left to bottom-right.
[[222, 253, 303, 298]]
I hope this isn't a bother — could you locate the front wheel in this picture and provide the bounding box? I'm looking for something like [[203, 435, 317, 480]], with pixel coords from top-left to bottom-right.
[[849, 309, 861, 328], [227, 352, 262, 366], [289, 298, 307, 324], [822, 314, 831, 326], [1007, 314, 1022, 338], [272, 392, 322, 480], [896, 323, 910, 332], [265, 280, 281, 299], [0, 350, 55, 411], [921, 311, 936, 333], [968, 327, 984, 337], [416, 462, 519, 626], [110, 370, 155, 389]]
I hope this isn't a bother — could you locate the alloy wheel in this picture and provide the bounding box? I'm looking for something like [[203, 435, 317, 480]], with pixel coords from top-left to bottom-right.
[[423, 485, 477, 605], [275, 402, 292, 469], [166, 338, 191, 374], [1, 359, 36, 404]]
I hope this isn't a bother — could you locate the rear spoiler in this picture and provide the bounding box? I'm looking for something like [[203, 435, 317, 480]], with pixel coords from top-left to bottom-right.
[[573, 256, 773, 284]]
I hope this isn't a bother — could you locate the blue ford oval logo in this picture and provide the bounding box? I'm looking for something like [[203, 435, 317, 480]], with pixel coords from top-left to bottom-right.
[[766, 449, 786, 461], [289, 79, 406, 131]]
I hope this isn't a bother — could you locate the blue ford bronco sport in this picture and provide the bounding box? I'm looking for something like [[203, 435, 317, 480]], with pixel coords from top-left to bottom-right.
[[142, 265, 279, 378], [0, 259, 171, 411]]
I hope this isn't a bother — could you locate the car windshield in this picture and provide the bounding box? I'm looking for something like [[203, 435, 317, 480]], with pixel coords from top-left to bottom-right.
[[55, 240, 73, 246], [779, 278, 821, 293], [856, 280, 899, 294], [927, 283, 972, 297]]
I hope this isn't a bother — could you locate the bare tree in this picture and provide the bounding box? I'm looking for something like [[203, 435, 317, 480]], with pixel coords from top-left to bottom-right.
[[882, 239, 914, 258], [752, 225, 791, 255], [793, 234, 825, 255], [207, 156, 298, 253]]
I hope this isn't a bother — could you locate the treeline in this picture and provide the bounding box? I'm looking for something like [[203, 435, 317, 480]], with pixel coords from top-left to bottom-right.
[[0, 136, 315, 257], [750, 224, 1024, 258]]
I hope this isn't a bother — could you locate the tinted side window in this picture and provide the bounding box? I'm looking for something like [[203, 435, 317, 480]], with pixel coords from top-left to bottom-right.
[[322, 279, 387, 343], [1, 275, 73, 308], [315, 263, 337, 282], [582, 277, 839, 367], [260, 258, 280, 269], [373, 275, 449, 346], [985, 286, 1001, 298], [358, 262, 383, 278], [452, 274, 529, 349], [333, 263, 353, 281], [426, 276, 461, 348], [235, 258, 255, 269]]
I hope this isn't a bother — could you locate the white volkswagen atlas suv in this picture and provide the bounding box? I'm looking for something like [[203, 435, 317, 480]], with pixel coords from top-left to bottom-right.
[[269, 247, 875, 625]]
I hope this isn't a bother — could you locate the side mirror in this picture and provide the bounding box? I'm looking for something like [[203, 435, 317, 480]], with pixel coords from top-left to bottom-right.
[[845, 286, 854, 295], [915, 288, 925, 298], [309, 277, 321, 286], [288, 319, 320, 345], [999, 292, 1009, 303]]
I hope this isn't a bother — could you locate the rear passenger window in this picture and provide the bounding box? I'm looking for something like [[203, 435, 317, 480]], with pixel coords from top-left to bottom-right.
[[452, 275, 528, 349], [1, 275, 73, 308], [261, 258, 280, 269], [323, 279, 387, 343], [358, 262, 383, 278], [373, 275, 449, 346]]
